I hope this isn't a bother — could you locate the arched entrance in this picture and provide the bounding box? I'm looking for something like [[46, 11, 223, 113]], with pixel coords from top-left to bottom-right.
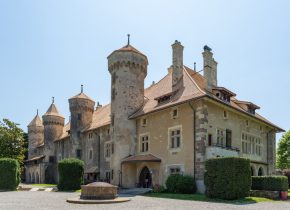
[[258, 167, 264, 176], [36, 172, 39, 183], [32, 172, 35, 183], [139, 167, 152, 188], [251, 167, 254, 176]]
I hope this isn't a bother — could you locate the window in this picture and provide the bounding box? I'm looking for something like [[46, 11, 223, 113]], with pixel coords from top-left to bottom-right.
[[89, 150, 93, 160], [242, 133, 262, 156], [77, 113, 82, 120], [111, 88, 115, 100], [217, 129, 225, 146], [140, 135, 149, 152], [111, 143, 114, 154], [141, 118, 147, 126], [58, 154, 62, 161], [88, 133, 93, 139], [76, 149, 82, 159], [111, 170, 114, 180], [170, 129, 181, 149], [111, 114, 115, 126], [223, 110, 228, 119], [112, 72, 116, 83], [105, 171, 110, 182], [107, 129, 110, 135], [170, 167, 181, 175], [172, 109, 178, 118], [77, 131, 81, 138], [49, 156, 55, 163], [208, 134, 212, 146], [105, 143, 111, 158], [226, 129, 232, 148], [246, 120, 249, 127]]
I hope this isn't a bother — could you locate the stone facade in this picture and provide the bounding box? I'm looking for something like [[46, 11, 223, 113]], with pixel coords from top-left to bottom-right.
[[25, 39, 283, 193]]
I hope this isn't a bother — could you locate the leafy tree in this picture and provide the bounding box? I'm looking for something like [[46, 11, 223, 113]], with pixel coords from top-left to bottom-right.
[[0, 119, 26, 168], [277, 130, 290, 170]]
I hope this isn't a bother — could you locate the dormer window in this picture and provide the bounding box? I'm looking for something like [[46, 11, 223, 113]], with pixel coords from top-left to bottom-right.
[[154, 91, 177, 104], [212, 87, 236, 104], [233, 100, 260, 115]]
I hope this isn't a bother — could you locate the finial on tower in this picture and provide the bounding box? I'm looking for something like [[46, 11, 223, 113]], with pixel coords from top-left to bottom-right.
[[81, 84, 83, 93], [37, 109, 39, 116], [127, 34, 130, 46], [194, 62, 196, 71], [52, 97, 54, 104]]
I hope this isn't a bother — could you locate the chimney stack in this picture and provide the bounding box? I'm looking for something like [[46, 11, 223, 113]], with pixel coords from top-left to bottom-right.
[[171, 40, 184, 89], [203, 45, 217, 90]]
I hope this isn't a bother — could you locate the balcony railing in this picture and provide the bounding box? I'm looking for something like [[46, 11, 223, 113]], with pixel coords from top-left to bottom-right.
[[211, 143, 240, 152]]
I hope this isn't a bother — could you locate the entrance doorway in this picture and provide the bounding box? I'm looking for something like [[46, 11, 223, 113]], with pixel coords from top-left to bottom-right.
[[139, 167, 152, 188]]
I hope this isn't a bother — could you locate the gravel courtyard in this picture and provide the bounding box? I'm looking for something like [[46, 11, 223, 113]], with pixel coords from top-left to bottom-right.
[[1, 191, 290, 210]]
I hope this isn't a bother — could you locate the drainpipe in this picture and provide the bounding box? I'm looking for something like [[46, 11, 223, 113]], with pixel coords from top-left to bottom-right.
[[188, 101, 196, 179]]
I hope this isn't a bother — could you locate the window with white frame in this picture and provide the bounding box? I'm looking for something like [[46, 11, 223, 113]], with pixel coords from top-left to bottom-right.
[[105, 143, 111, 158], [170, 167, 181, 175], [169, 127, 181, 149], [242, 133, 262, 156], [140, 135, 149, 152], [216, 129, 225, 146]]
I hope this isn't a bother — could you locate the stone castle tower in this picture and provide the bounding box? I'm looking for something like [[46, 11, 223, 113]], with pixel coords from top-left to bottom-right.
[[42, 99, 64, 183], [107, 38, 148, 185], [27, 111, 44, 159], [69, 86, 95, 158]]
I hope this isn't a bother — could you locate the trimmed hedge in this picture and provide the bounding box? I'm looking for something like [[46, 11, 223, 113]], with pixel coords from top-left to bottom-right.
[[165, 174, 196, 194], [57, 158, 84, 191], [252, 176, 288, 191], [204, 157, 251, 200], [0, 158, 20, 190]]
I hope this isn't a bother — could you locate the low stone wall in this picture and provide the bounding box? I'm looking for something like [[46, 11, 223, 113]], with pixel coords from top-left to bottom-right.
[[249, 190, 280, 200]]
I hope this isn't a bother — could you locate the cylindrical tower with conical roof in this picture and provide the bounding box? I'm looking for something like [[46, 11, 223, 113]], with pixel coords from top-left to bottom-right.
[[42, 98, 64, 183], [69, 86, 95, 158], [107, 38, 148, 186], [27, 110, 44, 159]]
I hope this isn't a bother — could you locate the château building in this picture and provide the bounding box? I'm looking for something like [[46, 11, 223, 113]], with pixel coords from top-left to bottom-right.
[[25, 39, 284, 193]]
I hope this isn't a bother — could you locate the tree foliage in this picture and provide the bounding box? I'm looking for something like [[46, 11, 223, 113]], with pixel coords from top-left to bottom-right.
[[277, 130, 290, 170], [0, 119, 26, 168]]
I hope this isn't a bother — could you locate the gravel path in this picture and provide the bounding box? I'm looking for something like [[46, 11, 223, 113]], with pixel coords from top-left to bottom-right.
[[0, 191, 290, 210]]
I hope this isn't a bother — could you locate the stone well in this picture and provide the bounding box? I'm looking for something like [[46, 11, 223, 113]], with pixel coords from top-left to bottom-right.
[[80, 182, 118, 200]]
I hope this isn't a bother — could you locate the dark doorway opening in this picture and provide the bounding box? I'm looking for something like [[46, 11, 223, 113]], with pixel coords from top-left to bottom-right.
[[139, 166, 152, 188]]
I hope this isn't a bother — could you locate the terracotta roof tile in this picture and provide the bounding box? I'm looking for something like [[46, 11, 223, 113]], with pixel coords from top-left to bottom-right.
[[69, 92, 94, 101], [28, 114, 43, 127], [43, 103, 64, 118]]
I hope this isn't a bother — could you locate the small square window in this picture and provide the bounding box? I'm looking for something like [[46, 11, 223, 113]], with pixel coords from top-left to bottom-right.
[[77, 113, 82, 120], [142, 118, 147, 126], [172, 109, 178, 118], [223, 110, 228, 119]]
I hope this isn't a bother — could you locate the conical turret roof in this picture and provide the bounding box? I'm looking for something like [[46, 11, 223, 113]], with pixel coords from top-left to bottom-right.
[[69, 92, 94, 101], [28, 114, 43, 127], [43, 103, 64, 118]]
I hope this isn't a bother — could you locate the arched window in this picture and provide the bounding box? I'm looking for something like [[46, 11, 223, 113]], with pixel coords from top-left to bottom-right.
[[258, 167, 264, 176], [36, 172, 39, 183], [29, 173, 31, 183], [251, 167, 254, 176], [32, 172, 35, 183]]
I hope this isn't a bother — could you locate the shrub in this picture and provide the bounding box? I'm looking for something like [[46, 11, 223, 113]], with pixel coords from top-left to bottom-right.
[[252, 176, 288, 191], [57, 158, 84, 191], [152, 184, 166, 193], [165, 174, 196, 194], [204, 157, 251, 200], [0, 158, 20, 190], [282, 169, 290, 188]]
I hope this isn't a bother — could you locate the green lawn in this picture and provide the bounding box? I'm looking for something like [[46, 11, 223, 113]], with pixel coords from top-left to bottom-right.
[[144, 193, 273, 204], [30, 184, 57, 187]]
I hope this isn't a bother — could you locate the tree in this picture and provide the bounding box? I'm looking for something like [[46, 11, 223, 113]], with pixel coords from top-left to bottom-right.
[[0, 119, 26, 168], [277, 130, 290, 170]]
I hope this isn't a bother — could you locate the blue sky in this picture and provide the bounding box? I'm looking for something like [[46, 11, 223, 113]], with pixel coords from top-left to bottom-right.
[[0, 0, 289, 142]]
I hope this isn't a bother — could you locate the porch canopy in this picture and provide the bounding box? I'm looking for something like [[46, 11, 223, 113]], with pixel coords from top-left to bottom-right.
[[84, 166, 99, 174], [121, 154, 161, 164]]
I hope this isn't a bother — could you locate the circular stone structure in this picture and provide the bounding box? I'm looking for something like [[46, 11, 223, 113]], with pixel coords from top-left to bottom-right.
[[66, 182, 130, 204], [81, 182, 117, 200]]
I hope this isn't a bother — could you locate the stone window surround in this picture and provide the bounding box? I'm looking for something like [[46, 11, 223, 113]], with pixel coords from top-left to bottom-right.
[[104, 141, 112, 159], [168, 125, 182, 151], [241, 132, 262, 156], [216, 128, 225, 146], [139, 132, 150, 154], [166, 164, 185, 175]]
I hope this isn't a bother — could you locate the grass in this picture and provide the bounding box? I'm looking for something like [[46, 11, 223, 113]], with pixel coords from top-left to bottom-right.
[[144, 193, 273, 204], [30, 184, 57, 187], [288, 190, 290, 197]]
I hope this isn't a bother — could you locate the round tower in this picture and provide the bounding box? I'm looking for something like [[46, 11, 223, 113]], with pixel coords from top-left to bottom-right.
[[107, 36, 148, 186], [27, 110, 44, 159], [42, 98, 64, 183], [68, 86, 95, 158]]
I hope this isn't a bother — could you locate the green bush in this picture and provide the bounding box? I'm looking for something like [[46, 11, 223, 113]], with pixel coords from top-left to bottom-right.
[[57, 158, 84, 191], [0, 158, 20, 190], [152, 184, 166, 193], [165, 174, 196, 194], [282, 170, 290, 188], [252, 176, 288, 191], [204, 157, 251, 200]]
